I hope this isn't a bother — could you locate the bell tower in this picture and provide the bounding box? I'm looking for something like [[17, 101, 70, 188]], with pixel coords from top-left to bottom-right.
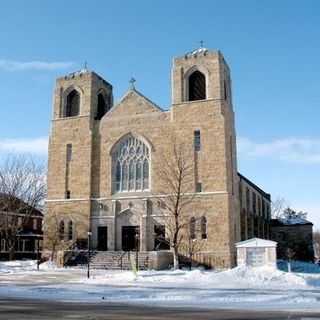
[[46, 68, 113, 246], [171, 47, 240, 250], [171, 47, 232, 108]]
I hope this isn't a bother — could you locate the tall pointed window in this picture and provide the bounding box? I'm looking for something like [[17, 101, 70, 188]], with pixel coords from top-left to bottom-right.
[[112, 135, 150, 193], [95, 93, 111, 120], [201, 216, 207, 239], [59, 221, 65, 240], [188, 71, 206, 101], [190, 217, 196, 240], [65, 90, 80, 117], [68, 221, 73, 241]]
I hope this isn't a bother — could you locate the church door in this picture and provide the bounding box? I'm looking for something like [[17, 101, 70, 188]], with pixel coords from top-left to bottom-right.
[[97, 226, 108, 251], [122, 226, 140, 251]]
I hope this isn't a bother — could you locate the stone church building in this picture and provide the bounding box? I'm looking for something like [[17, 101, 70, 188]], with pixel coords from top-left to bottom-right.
[[44, 48, 271, 268]]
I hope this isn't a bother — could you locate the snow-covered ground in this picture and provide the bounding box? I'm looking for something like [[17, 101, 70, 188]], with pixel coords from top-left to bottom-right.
[[0, 260, 320, 311]]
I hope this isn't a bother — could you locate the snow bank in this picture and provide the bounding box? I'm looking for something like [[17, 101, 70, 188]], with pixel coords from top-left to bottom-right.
[[1, 262, 320, 311], [0, 260, 38, 273]]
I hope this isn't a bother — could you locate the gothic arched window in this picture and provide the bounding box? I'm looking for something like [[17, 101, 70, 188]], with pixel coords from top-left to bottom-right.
[[112, 135, 150, 193], [95, 93, 111, 120], [59, 221, 65, 240], [190, 217, 196, 239], [188, 71, 206, 101], [65, 90, 80, 117], [68, 221, 73, 240], [201, 216, 207, 239]]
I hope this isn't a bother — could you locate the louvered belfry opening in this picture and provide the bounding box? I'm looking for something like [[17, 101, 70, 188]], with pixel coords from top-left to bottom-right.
[[66, 90, 80, 117], [96, 93, 106, 120], [188, 71, 206, 101]]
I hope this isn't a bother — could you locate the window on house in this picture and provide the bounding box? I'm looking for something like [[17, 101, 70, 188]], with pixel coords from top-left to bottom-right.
[[68, 221, 73, 240], [188, 71, 206, 101], [65, 90, 80, 117], [196, 182, 202, 193], [258, 198, 262, 216], [112, 135, 150, 193], [190, 217, 196, 240], [59, 221, 65, 240], [33, 218, 37, 230], [224, 80, 227, 100], [194, 130, 201, 151], [66, 144, 72, 162], [246, 188, 250, 211], [66, 190, 71, 199], [253, 193, 256, 214], [96, 93, 111, 120], [201, 216, 207, 239]]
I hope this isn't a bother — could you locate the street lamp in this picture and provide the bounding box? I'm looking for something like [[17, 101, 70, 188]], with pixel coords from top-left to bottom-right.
[[87, 231, 92, 279], [37, 237, 40, 271]]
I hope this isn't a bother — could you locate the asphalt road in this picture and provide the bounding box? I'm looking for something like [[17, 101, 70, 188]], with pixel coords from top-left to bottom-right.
[[0, 298, 320, 320]]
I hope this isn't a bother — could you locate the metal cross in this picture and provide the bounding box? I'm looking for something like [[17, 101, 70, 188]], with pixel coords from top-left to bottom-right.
[[200, 40, 204, 48], [84, 61, 88, 70], [129, 77, 136, 89]]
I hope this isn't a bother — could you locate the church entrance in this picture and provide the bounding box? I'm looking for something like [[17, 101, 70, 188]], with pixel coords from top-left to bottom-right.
[[122, 226, 140, 251], [97, 226, 108, 251]]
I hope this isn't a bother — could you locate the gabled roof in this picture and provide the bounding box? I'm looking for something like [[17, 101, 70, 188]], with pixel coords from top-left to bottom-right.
[[236, 237, 277, 248], [104, 88, 163, 119], [0, 193, 43, 217]]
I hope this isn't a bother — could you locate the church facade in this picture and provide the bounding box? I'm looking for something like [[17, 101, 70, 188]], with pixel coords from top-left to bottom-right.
[[44, 48, 271, 268]]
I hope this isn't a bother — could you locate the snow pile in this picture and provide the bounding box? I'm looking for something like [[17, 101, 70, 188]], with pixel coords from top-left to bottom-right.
[[1, 261, 320, 310], [0, 260, 38, 273], [81, 266, 313, 290]]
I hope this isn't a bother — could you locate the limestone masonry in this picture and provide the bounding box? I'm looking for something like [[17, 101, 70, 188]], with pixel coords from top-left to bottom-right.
[[44, 48, 271, 268]]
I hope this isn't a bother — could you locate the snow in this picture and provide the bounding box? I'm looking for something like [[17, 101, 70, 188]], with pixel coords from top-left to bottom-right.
[[279, 217, 311, 225], [236, 238, 277, 248], [0, 260, 320, 311]]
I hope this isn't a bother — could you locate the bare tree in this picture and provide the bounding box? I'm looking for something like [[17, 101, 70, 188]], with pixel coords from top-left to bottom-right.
[[43, 211, 78, 262], [180, 217, 206, 270], [43, 211, 62, 261], [157, 134, 195, 269], [281, 207, 307, 221], [271, 197, 289, 219], [0, 155, 46, 260]]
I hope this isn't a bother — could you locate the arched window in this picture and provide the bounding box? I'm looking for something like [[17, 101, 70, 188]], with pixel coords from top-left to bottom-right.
[[190, 217, 196, 240], [65, 90, 80, 117], [201, 216, 207, 239], [95, 93, 110, 120], [112, 135, 150, 192], [188, 71, 206, 101], [59, 221, 65, 240], [68, 221, 73, 240]]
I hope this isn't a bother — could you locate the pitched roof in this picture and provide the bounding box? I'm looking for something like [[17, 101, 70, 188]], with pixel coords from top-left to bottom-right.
[[236, 237, 277, 248], [0, 193, 43, 217]]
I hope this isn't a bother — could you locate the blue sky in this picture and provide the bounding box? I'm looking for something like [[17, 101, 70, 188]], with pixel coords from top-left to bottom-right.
[[0, 1, 319, 227]]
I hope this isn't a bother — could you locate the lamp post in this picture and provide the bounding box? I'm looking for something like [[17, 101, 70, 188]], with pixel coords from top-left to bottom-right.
[[37, 237, 40, 271], [135, 231, 139, 271], [87, 231, 92, 279]]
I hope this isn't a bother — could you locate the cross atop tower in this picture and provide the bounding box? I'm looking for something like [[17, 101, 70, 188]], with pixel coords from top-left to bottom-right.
[[200, 40, 204, 48], [129, 77, 136, 90]]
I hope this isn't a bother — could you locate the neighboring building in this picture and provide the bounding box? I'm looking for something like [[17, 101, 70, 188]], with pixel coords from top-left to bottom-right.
[[271, 217, 314, 262], [0, 194, 43, 260], [44, 47, 271, 269], [238, 174, 271, 241], [236, 238, 277, 268]]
